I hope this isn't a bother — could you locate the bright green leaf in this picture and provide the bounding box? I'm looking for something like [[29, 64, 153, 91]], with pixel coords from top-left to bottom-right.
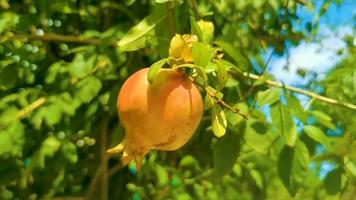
[[76, 77, 102, 103], [147, 58, 167, 84], [270, 102, 297, 146], [45, 62, 62, 84], [30, 136, 61, 170], [117, 7, 166, 51], [0, 12, 19, 34], [309, 110, 336, 130], [155, 164, 168, 187], [215, 41, 249, 71], [211, 104, 227, 137], [192, 42, 213, 68], [204, 94, 215, 109], [176, 63, 208, 85], [249, 169, 264, 190], [256, 88, 280, 106], [190, 17, 203, 42], [0, 122, 24, 157], [303, 125, 330, 149], [179, 155, 199, 169], [61, 141, 78, 164], [344, 157, 356, 178], [43, 103, 62, 126], [70, 53, 96, 79], [287, 94, 308, 122]]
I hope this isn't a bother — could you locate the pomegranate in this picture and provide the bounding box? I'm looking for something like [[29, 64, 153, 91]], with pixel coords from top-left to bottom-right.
[[107, 68, 203, 167]]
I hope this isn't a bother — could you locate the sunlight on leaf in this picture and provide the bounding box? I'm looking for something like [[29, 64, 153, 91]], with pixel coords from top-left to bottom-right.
[[211, 104, 227, 137]]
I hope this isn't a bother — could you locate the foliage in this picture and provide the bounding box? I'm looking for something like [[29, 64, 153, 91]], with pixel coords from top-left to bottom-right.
[[0, 0, 355, 199]]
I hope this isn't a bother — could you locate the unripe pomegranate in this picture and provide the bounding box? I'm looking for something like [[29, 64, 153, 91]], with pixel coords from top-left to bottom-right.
[[107, 68, 203, 167]]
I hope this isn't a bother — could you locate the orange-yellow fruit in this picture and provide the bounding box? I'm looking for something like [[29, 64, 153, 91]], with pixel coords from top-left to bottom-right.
[[107, 68, 203, 167]]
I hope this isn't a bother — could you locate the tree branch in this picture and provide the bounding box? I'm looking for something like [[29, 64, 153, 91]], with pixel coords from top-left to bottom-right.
[[6, 33, 355, 112], [1, 33, 105, 46], [229, 69, 356, 111]]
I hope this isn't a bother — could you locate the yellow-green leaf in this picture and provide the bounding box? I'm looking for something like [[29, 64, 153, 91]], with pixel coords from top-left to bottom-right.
[[211, 104, 227, 137]]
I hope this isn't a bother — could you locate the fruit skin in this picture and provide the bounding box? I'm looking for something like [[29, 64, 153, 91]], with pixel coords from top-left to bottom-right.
[[108, 68, 203, 167]]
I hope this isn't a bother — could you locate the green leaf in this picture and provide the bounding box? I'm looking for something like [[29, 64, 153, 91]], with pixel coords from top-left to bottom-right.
[[344, 157, 356, 178], [29, 136, 61, 170], [45, 62, 62, 84], [76, 77, 102, 103], [0, 12, 19, 34], [0, 65, 18, 90], [213, 131, 240, 176], [244, 118, 275, 153], [204, 94, 215, 109], [216, 60, 228, 90], [278, 141, 309, 196], [190, 17, 203, 42], [303, 125, 330, 149], [270, 102, 297, 146], [309, 110, 336, 130], [43, 103, 62, 126], [61, 141, 78, 164], [205, 86, 223, 100], [256, 88, 280, 106], [226, 103, 248, 126], [0, 121, 25, 157], [211, 104, 227, 137], [215, 41, 249, 71], [179, 155, 199, 169], [286, 94, 308, 122], [117, 7, 166, 51], [176, 63, 208, 85], [192, 42, 213, 68], [155, 164, 168, 187], [249, 169, 264, 190], [324, 167, 342, 195], [147, 58, 167, 84], [70, 53, 96, 79]]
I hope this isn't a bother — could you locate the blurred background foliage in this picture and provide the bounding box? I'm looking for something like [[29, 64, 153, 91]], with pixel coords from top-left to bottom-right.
[[0, 0, 355, 199]]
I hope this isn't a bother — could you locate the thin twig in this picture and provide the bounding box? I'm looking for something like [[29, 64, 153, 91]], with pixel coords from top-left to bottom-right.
[[100, 118, 109, 200], [229, 69, 356, 111], [189, 77, 248, 119], [166, 1, 174, 37], [17, 97, 47, 119], [238, 49, 275, 102], [188, 0, 200, 19], [85, 118, 109, 200], [85, 164, 104, 200]]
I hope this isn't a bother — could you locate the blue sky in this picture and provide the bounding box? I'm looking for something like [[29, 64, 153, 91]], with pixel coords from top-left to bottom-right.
[[267, 0, 355, 87]]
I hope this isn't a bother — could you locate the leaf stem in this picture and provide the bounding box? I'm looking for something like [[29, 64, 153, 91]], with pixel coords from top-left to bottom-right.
[[188, 76, 248, 119]]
